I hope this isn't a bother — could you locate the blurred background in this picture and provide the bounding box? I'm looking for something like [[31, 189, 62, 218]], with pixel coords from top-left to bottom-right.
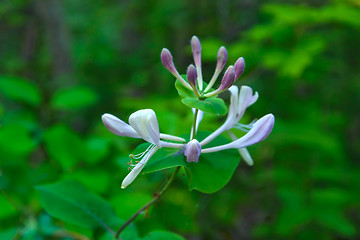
[[1, 0, 360, 239]]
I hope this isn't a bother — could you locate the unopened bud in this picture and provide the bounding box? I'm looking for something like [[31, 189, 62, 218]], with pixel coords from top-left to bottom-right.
[[216, 46, 228, 72], [161, 48, 177, 75], [184, 139, 201, 163], [234, 57, 245, 79], [191, 36, 202, 67], [219, 66, 236, 91], [187, 64, 197, 87]]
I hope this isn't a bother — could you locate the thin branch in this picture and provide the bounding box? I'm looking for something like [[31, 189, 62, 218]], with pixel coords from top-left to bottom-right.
[[115, 166, 181, 239]]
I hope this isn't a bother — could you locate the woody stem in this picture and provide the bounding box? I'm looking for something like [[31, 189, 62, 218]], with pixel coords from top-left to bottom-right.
[[115, 166, 181, 239]]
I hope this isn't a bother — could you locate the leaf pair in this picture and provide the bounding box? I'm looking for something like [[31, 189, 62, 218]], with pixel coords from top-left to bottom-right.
[[175, 79, 227, 115]]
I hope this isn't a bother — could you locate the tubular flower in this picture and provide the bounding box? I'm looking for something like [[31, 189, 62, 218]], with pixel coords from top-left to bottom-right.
[[102, 109, 185, 188]]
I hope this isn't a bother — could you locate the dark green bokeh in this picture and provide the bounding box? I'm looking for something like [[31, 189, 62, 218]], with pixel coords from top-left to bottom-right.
[[1, 0, 359, 239]]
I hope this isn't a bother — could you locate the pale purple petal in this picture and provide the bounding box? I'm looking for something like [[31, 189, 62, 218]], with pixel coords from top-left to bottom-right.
[[218, 66, 236, 91], [234, 57, 245, 79], [161, 48, 178, 75], [201, 114, 275, 153], [101, 113, 139, 138], [187, 64, 197, 87], [216, 46, 228, 72], [128, 109, 161, 146], [184, 139, 201, 163], [191, 36, 202, 67]]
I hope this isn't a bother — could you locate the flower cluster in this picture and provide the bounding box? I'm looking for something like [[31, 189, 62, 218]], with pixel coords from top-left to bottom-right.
[[102, 36, 274, 189]]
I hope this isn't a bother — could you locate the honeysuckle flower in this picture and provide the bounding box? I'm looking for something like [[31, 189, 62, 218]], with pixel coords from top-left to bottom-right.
[[201, 114, 274, 153], [191, 36, 203, 90], [204, 66, 236, 97], [184, 139, 201, 163], [201, 85, 258, 146], [187, 64, 200, 96], [227, 130, 254, 166], [128, 109, 161, 147], [205, 46, 228, 92], [161, 48, 192, 90], [102, 109, 185, 188], [234, 57, 245, 80], [102, 113, 140, 138]]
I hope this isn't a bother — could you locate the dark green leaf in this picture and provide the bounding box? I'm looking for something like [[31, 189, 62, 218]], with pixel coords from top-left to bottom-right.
[[43, 124, 84, 169], [0, 228, 18, 240], [185, 132, 240, 193], [36, 180, 117, 232], [143, 231, 185, 240], [138, 143, 186, 174], [133, 132, 239, 194]]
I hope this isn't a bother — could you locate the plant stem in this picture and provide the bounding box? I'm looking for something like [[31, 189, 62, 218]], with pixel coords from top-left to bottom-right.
[[191, 108, 199, 140], [115, 166, 181, 239]]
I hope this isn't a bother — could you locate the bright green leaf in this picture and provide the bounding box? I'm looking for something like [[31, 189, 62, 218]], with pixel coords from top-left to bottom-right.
[[174, 78, 195, 99], [0, 76, 41, 106], [51, 86, 98, 110], [0, 124, 36, 156], [0, 195, 17, 219], [182, 97, 227, 115]]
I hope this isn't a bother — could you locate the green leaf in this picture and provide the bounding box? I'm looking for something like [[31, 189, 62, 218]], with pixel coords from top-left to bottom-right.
[[0, 194, 17, 219], [175, 78, 194, 99], [174, 78, 227, 115], [139, 143, 186, 173], [182, 97, 227, 115], [36, 180, 118, 232], [0, 228, 18, 240], [185, 132, 240, 193], [51, 86, 98, 110], [0, 124, 36, 156], [0, 76, 41, 106], [133, 132, 239, 194], [142, 231, 185, 240], [43, 124, 84, 169]]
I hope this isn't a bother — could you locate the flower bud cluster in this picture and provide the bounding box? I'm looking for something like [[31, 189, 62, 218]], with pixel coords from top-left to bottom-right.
[[161, 36, 246, 98]]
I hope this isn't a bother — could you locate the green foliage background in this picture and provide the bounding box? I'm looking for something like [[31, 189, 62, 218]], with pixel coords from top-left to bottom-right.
[[1, 0, 360, 239]]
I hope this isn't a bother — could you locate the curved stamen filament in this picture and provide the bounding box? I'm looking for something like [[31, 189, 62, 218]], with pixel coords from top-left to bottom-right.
[[129, 144, 156, 159]]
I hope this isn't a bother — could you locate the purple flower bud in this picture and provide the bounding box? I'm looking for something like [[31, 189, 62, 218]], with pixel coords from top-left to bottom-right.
[[184, 139, 201, 163], [219, 66, 236, 91], [187, 64, 197, 87], [234, 57, 245, 79], [216, 46, 228, 71], [191, 36, 202, 67], [161, 48, 177, 75]]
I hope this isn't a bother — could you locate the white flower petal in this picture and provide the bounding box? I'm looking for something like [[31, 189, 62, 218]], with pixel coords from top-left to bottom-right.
[[238, 148, 254, 166], [129, 109, 161, 146], [102, 113, 139, 138], [121, 146, 159, 188]]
